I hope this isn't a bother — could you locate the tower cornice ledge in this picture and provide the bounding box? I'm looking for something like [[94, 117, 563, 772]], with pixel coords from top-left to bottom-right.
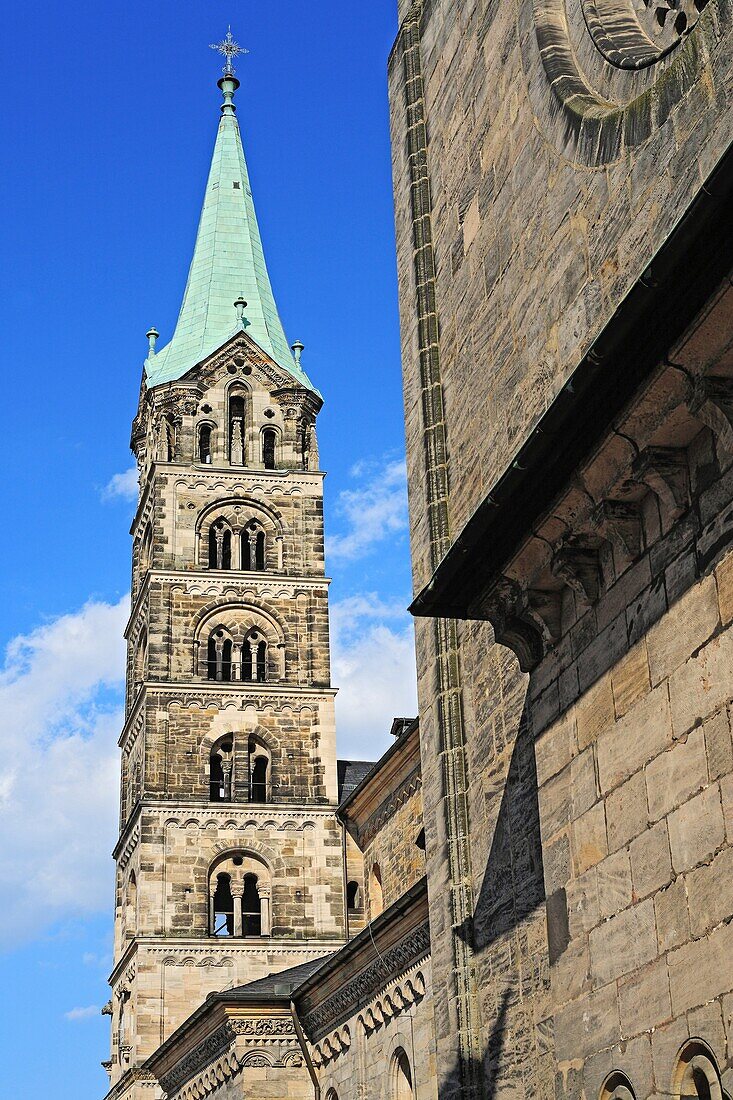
[[124, 571, 331, 637], [108, 938, 345, 987]]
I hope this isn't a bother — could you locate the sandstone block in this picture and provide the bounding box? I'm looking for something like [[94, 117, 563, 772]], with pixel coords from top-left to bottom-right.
[[668, 920, 733, 1013], [572, 801, 607, 875], [685, 843, 733, 938], [611, 640, 651, 720], [606, 771, 649, 853], [596, 848, 633, 920], [647, 574, 719, 686], [553, 982, 620, 1062], [618, 956, 672, 1037], [716, 550, 733, 625], [535, 711, 576, 786], [630, 820, 673, 899], [669, 627, 733, 739], [668, 783, 725, 872], [654, 877, 690, 953], [597, 683, 672, 795], [704, 707, 733, 781], [576, 675, 615, 751], [588, 899, 657, 986], [645, 727, 708, 822]]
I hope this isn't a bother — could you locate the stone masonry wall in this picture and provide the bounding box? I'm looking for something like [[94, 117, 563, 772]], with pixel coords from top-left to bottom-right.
[[389, 0, 733, 569], [534, 548, 733, 1100]]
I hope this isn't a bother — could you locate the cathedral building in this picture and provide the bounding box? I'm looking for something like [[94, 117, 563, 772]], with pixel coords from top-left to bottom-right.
[[104, 45, 434, 1100], [388, 2, 733, 1100]]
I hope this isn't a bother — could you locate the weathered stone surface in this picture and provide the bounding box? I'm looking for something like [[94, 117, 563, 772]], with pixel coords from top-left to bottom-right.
[[588, 900, 657, 986], [667, 784, 725, 873]]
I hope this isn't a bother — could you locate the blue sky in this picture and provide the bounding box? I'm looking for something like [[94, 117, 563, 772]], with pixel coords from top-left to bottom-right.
[[0, 3, 415, 1095]]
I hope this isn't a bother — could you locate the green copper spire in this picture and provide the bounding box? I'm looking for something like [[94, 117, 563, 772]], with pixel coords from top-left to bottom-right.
[[145, 64, 318, 395]]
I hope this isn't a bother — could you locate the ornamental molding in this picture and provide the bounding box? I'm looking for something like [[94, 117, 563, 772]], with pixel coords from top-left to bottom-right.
[[117, 823, 140, 871], [150, 573, 329, 597], [301, 922, 430, 1038], [356, 772, 422, 847], [141, 684, 337, 706], [159, 1022, 237, 1096], [231, 1018, 295, 1036]]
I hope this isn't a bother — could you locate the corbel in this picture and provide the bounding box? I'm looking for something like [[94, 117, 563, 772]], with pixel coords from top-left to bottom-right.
[[479, 577, 547, 672], [632, 445, 690, 519], [590, 499, 643, 560], [687, 375, 733, 455], [551, 537, 603, 605]]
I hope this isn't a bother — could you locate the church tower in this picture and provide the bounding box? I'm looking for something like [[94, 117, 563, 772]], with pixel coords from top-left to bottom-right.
[[105, 49, 346, 1099]]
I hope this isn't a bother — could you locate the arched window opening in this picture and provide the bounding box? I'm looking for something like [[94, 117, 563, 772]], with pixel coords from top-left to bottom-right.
[[242, 874, 262, 936], [262, 428, 277, 470], [134, 628, 148, 689], [198, 424, 212, 464], [325, 1090, 339, 1100], [600, 1070, 636, 1100], [207, 629, 233, 682], [212, 873, 235, 936], [370, 863, 383, 918], [416, 828, 426, 852], [208, 521, 232, 570], [251, 757, 268, 803], [242, 523, 266, 571], [229, 394, 246, 465], [242, 631, 267, 682], [210, 738, 233, 802], [124, 873, 137, 936], [393, 1049, 413, 1100], [163, 416, 176, 462], [346, 881, 361, 910], [673, 1044, 723, 1100], [140, 523, 152, 575]]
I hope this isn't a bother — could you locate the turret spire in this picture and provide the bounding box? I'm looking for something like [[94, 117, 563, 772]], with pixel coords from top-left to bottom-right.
[[145, 37, 319, 395]]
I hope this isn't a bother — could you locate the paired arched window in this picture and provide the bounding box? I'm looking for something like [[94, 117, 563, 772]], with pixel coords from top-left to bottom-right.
[[262, 427, 277, 469], [205, 519, 267, 571], [393, 1049, 413, 1100], [209, 855, 271, 937], [206, 627, 268, 682], [229, 392, 247, 465], [370, 863, 384, 918], [209, 737, 233, 802], [198, 424, 213, 464], [346, 881, 361, 910], [208, 520, 233, 570]]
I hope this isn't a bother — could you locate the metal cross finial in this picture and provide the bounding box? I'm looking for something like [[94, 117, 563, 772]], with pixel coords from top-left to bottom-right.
[[209, 26, 249, 75]]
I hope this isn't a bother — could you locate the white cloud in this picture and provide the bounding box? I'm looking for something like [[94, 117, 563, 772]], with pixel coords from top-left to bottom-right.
[[65, 1005, 100, 1021], [330, 594, 417, 761], [327, 459, 408, 563], [102, 466, 138, 502], [0, 596, 129, 946]]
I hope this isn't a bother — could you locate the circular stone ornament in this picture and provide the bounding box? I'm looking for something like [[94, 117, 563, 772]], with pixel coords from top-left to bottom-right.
[[582, 0, 710, 67]]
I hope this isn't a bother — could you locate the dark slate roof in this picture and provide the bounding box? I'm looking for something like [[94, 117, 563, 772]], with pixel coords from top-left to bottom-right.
[[337, 759, 376, 804], [228, 955, 334, 1000]]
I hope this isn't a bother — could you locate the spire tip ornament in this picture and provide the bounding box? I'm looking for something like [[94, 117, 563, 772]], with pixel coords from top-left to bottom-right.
[[210, 26, 248, 76]]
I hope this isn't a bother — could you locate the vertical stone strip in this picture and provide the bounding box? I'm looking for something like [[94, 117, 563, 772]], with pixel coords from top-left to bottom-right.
[[396, 6, 482, 1096]]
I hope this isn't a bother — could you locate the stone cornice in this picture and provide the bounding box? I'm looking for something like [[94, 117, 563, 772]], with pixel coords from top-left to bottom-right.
[[109, 938, 344, 987], [294, 878, 429, 1039], [112, 800, 339, 861], [124, 570, 331, 637]]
